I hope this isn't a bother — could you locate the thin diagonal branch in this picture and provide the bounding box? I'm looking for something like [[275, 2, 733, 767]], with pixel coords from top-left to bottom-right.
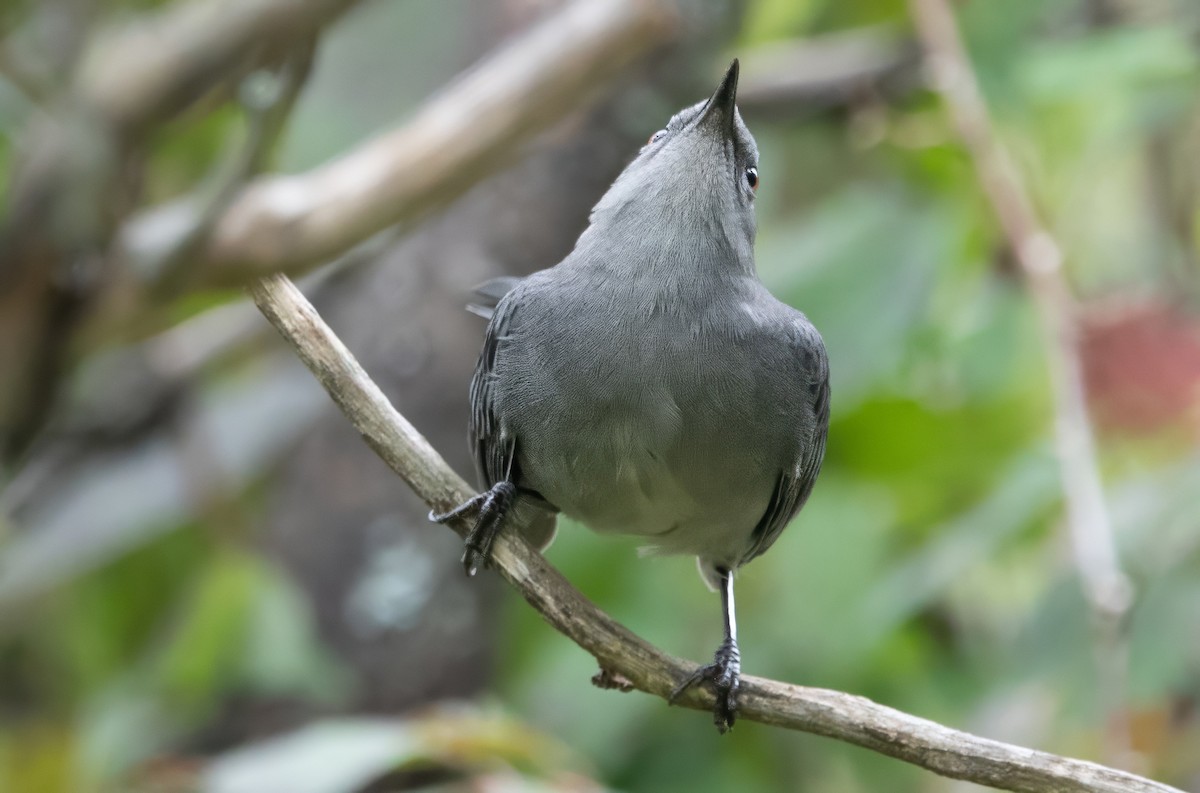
[[247, 272, 1180, 793], [907, 0, 1135, 761]]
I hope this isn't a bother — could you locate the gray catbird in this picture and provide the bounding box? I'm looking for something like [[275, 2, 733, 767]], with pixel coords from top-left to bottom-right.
[[433, 60, 830, 732]]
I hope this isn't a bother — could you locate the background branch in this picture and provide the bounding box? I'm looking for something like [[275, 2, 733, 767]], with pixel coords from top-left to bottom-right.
[[0, 0, 362, 461], [76, 0, 355, 131], [138, 39, 317, 294], [907, 0, 1136, 762], [121, 0, 680, 283], [247, 272, 1181, 793], [735, 26, 917, 116], [2, 0, 676, 461], [0, 41, 54, 105]]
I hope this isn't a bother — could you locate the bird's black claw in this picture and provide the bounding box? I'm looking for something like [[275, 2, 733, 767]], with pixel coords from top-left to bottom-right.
[[429, 496, 480, 525], [461, 544, 485, 576], [433, 482, 515, 577], [669, 637, 741, 733]]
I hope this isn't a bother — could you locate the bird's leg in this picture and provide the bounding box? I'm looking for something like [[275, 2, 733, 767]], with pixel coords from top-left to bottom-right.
[[429, 481, 516, 576], [669, 568, 741, 733]]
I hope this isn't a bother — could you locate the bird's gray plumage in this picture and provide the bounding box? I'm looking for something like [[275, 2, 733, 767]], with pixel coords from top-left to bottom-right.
[[439, 60, 829, 731]]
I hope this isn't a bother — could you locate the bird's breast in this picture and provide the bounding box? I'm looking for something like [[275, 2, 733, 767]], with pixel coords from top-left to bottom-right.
[[496, 309, 778, 563]]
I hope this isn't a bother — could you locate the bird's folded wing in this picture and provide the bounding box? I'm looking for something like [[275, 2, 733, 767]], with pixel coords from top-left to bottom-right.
[[740, 360, 830, 566], [469, 294, 519, 488]]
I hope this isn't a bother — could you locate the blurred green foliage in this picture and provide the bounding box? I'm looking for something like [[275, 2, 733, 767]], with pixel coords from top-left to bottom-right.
[[2, 0, 1200, 792]]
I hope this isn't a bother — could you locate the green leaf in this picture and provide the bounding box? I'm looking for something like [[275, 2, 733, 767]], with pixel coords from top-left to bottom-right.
[[153, 548, 260, 712], [859, 453, 1059, 637]]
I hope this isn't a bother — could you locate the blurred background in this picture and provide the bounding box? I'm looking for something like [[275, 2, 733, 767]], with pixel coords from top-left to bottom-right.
[[1, 0, 1199, 791]]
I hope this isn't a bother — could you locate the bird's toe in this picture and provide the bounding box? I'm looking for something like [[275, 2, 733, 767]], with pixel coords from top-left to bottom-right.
[[711, 668, 740, 733], [461, 544, 487, 576]]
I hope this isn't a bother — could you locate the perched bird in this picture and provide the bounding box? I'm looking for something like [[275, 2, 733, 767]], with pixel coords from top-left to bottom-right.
[[432, 60, 830, 732]]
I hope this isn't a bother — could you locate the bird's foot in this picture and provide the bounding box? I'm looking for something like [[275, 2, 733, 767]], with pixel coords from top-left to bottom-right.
[[429, 481, 516, 576], [669, 636, 741, 733]]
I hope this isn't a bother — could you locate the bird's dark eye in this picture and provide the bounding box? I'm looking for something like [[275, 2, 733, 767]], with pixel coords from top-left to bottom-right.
[[746, 166, 759, 191], [648, 130, 666, 144]]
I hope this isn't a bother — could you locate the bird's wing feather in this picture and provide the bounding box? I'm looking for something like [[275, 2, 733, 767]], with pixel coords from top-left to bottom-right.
[[739, 327, 830, 566], [469, 293, 519, 488]]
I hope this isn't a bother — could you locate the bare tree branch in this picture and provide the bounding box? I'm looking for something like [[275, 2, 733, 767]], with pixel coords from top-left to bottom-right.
[[736, 26, 917, 115], [0, 40, 54, 105], [140, 40, 317, 294], [247, 272, 1181, 793], [122, 0, 681, 283], [76, 0, 356, 131], [0, 0, 362, 461], [907, 0, 1136, 762]]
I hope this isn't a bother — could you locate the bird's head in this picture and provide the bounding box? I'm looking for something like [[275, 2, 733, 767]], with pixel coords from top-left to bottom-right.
[[588, 59, 760, 261]]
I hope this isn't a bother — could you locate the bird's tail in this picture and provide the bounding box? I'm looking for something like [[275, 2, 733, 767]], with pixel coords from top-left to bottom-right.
[[466, 276, 524, 320]]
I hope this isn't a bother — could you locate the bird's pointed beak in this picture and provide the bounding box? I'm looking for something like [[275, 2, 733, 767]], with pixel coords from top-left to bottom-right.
[[698, 59, 739, 139]]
